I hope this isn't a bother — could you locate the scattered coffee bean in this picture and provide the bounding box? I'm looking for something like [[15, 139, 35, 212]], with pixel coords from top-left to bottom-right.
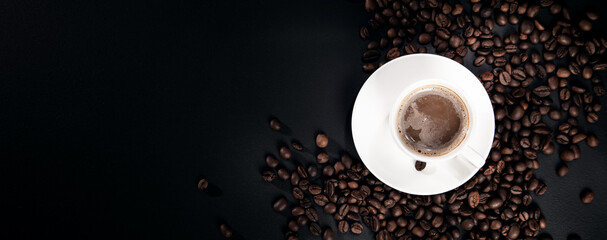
[[269, 118, 281, 131], [322, 228, 334, 240], [586, 134, 599, 147], [197, 178, 209, 190], [263, 171, 277, 182], [351, 222, 363, 234], [280, 146, 292, 160], [273, 197, 288, 212], [266, 155, 279, 168], [557, 164, 569, 177], [219, 223, 232, 238], [581, 190, 594, 203], [317, 152, 329, 164], [316, 133, 329, 148], [415, 160, 426, 171]]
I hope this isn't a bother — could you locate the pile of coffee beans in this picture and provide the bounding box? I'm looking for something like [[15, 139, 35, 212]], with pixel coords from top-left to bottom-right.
[[252, 1, 607, 239], [355, 0, 605, 238]]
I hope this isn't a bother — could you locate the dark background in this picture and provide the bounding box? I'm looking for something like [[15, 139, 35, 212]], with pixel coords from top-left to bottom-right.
[[2, 0, 607, 239]]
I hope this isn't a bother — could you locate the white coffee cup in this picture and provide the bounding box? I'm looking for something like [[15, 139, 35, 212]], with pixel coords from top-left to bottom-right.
[[387, 78, 486, 168]]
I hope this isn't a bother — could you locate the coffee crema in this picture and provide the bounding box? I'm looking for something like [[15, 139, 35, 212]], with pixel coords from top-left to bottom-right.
[[396, 85, 469, 156]]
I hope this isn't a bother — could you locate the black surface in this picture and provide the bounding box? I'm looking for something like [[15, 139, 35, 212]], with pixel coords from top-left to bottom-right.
[[1, 0, 607, 239]]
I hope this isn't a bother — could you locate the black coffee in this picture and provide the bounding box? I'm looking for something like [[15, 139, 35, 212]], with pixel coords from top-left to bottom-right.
[[396, 85, 468, 156]]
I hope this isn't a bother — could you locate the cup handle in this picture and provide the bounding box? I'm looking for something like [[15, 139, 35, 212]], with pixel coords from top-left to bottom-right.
[[455, 145, 486, 168]]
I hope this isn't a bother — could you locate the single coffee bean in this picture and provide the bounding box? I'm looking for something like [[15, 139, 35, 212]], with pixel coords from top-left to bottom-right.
[[288, 220, 299, 232], [219, 223, 233, 238], [263, 171, 278, 182], [197, 178, 209, 190], [560, 150, 575, 162], [292, 206, 305, 216], [488, 198, 503, 209], [533, 85, 551, 97], [337, 220, 349, 233], [305, 207, 319, 222], [322, 228, 334, 240], [351, 222, 363, 234], [278, 168, 290, 180], [280, 146, 292, 160], [572, 133, 587, 144], [269, 118, 282, 131], [296, 166, 308, 179], [415, 160, 426, 171], [557, 163, 569, 177], [309, 222, 321, 236], [387, 48, 401, 60], [266, 155, 279, 168], [549, 109, 562, 120], [316, 133, 328, 148], [291, 141, 303, 151], [298, 179, 310, 191], [581, 190, 594, 203], [587, 112, 599, 123], [579, 19, 592, 31], [586, 134, 599, 147], [468, 191, 480, 208], [317, 152, 329, 164], [292, 187, 304, 200], [559, 88, 571, 101], [324, 203, 337, 214], [323, 165, 335, 176], [309, 184, 322, 195], [273, 197, 288, 212], [418, 33, 432, 44], [557, 68, 571, 78]]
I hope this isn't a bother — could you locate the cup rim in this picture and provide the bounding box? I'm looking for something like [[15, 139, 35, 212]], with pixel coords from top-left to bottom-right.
[[388, 79, 474, 162]]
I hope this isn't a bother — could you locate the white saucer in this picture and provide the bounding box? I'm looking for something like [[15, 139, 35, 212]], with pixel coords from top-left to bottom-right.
[[351, 54, 495, 195]]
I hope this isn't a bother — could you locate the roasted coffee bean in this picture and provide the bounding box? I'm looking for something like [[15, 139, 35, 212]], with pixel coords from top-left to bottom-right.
[[586, 134, 599, 147], [266, 155, 279, 168], [309, 184, 322, 195], [560, 88, 571, 101], [587, 112, 599, 123], [280, 146, 292, 160], [533, 85, 551, 97], [557, 163, 569, 177], [298, 179, 310, 191], [288, 220, 299, 232], [317, 152, 329, 164], [278, 168, 290, 180], [305, 207, 319, 222], [488, 198, 503, 209], [292, 187, 304, 200], [581, 190, 594, 203], [220, 223, 233, 238], [316, 133, 329, 148], [415, 160, 426, 171], [351, 222, 363, 234], [273, 197, 288, 212], [323, 203, 337, 214], [323, 165, 335, 176], [307, 165, 318, 178], [579, 19, 592, 31], [322, 228, 334, 240], [290, 172, 300, 186], [292, 206, 305, 216], [560, 149, 575, 162], [338, 220, 349, 233], [557, 68, 571, 78], [387, 48, 401, 60], [263, 171, 277, 182], [309, 222, 321, 236], [549, 109, 562, 120], [296, 166, 308, 179], [269, 118, 282, 131], [468, 191, 480, 208], [197, 178, 209, 190]]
